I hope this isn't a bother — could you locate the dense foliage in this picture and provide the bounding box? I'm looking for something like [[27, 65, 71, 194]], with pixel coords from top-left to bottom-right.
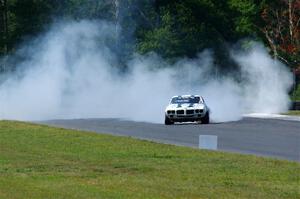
[[0, 0, 299, 69]]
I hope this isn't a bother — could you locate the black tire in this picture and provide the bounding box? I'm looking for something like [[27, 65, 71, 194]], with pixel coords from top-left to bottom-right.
[[201, 112, 210, 124], [165, 116, 174, 125]]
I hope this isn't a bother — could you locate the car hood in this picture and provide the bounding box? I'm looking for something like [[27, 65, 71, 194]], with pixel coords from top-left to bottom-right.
[[166, 103, 205, 110]]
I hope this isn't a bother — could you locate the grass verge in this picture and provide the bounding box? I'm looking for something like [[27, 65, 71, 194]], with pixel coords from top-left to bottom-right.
[[282, 111, 300, 116], [0, 121, 299, 199]]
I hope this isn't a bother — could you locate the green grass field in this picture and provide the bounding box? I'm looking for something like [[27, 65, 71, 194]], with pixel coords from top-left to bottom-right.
[[0, 121, 299, 199]]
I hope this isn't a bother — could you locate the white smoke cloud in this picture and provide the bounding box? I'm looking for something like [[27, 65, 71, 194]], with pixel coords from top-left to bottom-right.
[[232, 46, 293, 113], [0, 20, 294, 123]]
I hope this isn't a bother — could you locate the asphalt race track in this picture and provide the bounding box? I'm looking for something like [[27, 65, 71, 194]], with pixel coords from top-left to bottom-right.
[[38, 117, 300, 162]]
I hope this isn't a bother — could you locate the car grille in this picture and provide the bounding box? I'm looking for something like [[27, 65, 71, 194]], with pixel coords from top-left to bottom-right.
[[195, 109, 204, 113], [186, 110, 194, 114], [167, 110, 175, 114], [176, 110, 184, 114]]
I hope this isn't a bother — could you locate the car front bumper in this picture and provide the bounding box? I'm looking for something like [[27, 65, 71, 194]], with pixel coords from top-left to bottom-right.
[[166, 112, 206, 122]]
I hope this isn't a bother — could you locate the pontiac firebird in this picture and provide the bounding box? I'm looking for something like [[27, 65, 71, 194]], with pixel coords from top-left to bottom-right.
[[164, 95, 210, 125]]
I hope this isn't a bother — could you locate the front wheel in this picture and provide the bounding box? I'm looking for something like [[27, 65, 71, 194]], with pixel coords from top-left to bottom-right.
[[201, 112, 210, 124], [165, 116, 174, 125]]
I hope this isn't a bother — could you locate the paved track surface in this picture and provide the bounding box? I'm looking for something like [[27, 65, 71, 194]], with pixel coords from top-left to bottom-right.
[[38, 118, 300, 162]]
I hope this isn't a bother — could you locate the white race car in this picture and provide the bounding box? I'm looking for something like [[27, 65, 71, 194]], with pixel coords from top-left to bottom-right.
[[164, 95, 210, 125]]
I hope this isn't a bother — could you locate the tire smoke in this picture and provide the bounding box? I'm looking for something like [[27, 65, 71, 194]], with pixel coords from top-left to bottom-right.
[[0, 21, 293, 123]]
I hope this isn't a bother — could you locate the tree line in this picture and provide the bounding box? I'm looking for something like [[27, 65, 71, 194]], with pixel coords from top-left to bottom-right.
[[0, 0, 299, 69]]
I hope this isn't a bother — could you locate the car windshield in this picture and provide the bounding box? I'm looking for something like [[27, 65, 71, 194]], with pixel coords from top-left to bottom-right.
[[171, 97, 200, 104]]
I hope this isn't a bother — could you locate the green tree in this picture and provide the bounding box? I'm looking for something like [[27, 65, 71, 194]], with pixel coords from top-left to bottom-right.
[[227, 0, 259, 36], [0, 0, 8, 54], [137, 0, 260, 69]]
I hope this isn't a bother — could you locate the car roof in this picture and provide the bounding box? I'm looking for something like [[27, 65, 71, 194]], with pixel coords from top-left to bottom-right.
[[172, 95, 201, 98]]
